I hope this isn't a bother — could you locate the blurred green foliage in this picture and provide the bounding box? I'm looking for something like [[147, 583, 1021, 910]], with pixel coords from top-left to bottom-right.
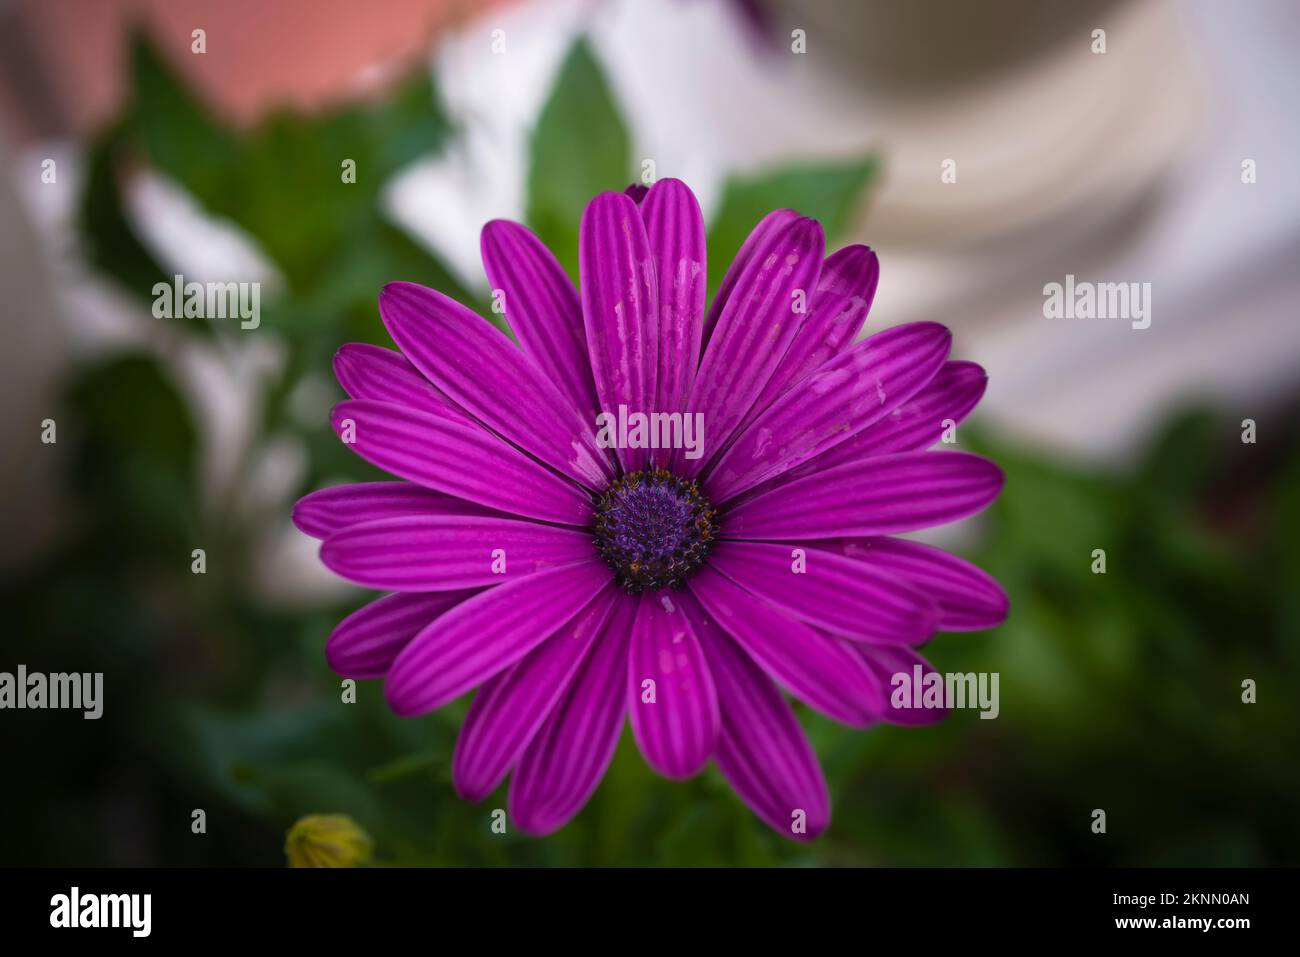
[[2, 34, 1296, 867], [526, 40, 630, 284], [705, 158, 879, 292]]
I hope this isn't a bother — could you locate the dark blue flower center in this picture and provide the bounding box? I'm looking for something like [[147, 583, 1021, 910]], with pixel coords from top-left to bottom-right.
[[592, 468, 719, 593]]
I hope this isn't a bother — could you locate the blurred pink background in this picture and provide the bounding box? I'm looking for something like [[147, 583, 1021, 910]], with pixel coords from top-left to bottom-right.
[[0, 0, 498, 136]]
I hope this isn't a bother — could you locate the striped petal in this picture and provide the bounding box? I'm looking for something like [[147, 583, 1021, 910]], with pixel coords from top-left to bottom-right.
[[480, 220, 601, 419], [855, 643, 950, 726], [702, 208, 801, 344], [734, 360, 988, 504], [821, 537, 1008, 631], [688, 599, 830, 842], [331, 399, 591, 526], [292, 482, 496, 540], [452, 587, 619, 801], [385, 561, 610, 717], [641, 179, 706, 465], [688, 565, 881, 726], [509, 595, 637, 835], [326, 590, 480, 680], [845, 359, 988, 457], [333, 343, 461, 421], [725, 451, 1004, 540], [628, 591, 719, 779], [319, 515, 595, 591], [707, 322, 951, 501], [679, 216, 825, 475], [379, 281, 612, 488], [579, 191, 659, 472], [737, 244, 879, 433], [707, 540, 937, 644]]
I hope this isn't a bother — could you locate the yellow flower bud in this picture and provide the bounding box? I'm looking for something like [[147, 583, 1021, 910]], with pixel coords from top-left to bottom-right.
[[285, 814, 374, 868]]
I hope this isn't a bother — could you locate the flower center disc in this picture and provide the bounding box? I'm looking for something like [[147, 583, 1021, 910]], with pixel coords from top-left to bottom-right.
[[592, 468, 719, 593]]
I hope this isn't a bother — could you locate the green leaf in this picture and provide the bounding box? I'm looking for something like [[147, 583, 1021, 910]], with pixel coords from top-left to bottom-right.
[[707, 156, 880, 291], [126, 34, 241, 204], [526, 39, 631, 282], [322, 218, 485, 344], [367, 69, 455, 175], [120, 33, 451, 290], [65, 354, 199, 549], [1134, 407, 1225, 506], [78, 122, 182, 311]]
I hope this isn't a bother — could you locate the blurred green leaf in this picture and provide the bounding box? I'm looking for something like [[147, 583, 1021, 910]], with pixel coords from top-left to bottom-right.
[[526, 38, 631, 282], [325, 218, 485, 343], [1134, 408, 1224, 505], [66, 354, 198, 550], [126, 36, 241, 202], [706, 156, 879, 291], [113, 33, 452, 290], [78, 122, 181, 310]]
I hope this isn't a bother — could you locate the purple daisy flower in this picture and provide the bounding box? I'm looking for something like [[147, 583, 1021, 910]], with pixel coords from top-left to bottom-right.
[[293, 179, 1007, 841]]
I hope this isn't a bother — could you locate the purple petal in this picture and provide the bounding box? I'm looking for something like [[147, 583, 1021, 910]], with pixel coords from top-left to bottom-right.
[[640, 179, 706, 465], [855, 643, 950, 726], [737, 245, 879, 432], [702, 208, 800, 345], [725, 451, 1004, 539], [733, 360, 988, 504], [333, 343, 462, 422], [319, 515, 596, 591], [707, 540, 937, 644], [678, 216, 825, 475], [292, 481, 495, 540], [707, 322, 951, 501], [688, 565, 881, 726], [686, 597, 830, 842], [326, 590, 480, 680], [782, 244, 879, 372], [379, 281, 613, 488], [624, 183, 649, 205], [847, 360, 988, 456], [330, 399, 591, 526], [452, 587, 619, 801], [579, 191, 659, 472], [821, 537, 1008, 631], [480, 220, 602, 420], [509, 595, 637, 835], [627, 591, 719, 779], [808, 360, 990, 478], [385, 561, 610, 717]]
